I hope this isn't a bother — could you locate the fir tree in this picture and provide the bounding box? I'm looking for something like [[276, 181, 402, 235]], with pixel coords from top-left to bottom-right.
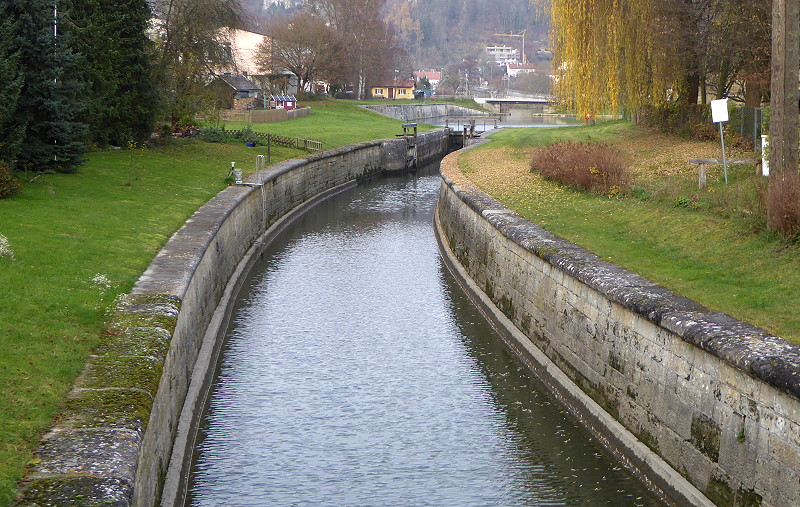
[[0, 10, 24, 165], [11, 0, 87, 173], [66, 0, 158, 146]]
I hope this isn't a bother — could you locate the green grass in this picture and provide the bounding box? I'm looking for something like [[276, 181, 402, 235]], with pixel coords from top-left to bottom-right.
[[223, 99, 437, 147], [0, 99, 419, 505], [484, 119, 638, 149], [465, 124, 800, 343]]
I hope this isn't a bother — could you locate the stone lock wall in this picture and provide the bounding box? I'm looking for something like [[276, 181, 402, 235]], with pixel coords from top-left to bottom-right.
[[435, 153, 800, 506], [14, 130, 449, 506], [363, 103, 489, 122]]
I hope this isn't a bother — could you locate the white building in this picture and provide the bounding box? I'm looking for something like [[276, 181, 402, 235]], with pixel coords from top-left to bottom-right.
[[507, 63, 536, 78], [486, 45, 520, 65]]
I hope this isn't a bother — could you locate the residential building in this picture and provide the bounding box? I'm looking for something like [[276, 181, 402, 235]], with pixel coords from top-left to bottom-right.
[[207, 73, 261, 110], [486, 45, 520, 65], [413, 70, 441, 89], [371, 79, 416, 99], [507, 63, 536, 78]]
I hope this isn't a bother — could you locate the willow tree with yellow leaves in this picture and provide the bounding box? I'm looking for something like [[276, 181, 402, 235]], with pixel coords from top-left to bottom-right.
[[546, 0, 771, 116]]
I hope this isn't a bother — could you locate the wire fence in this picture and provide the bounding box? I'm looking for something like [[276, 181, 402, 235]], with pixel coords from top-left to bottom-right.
[[227, 130, 323, 151]]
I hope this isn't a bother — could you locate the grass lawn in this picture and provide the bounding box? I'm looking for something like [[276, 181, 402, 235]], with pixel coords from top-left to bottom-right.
[[0, 99, 414, 505], [460, 121, 800, 344], [223, 99, 438, 147]]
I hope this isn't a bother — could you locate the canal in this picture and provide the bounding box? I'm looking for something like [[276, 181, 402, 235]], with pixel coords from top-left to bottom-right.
[[187, 163, 661, 506]]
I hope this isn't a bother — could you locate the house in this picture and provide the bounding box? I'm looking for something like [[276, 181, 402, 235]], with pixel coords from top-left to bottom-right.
[[207, 73, 261, 111], [413, 70, 441, 89], [507, 63, 536, 78], [371, 79, 416, 99], [268, 94, 298, 110], [222, 29, 273, 76]]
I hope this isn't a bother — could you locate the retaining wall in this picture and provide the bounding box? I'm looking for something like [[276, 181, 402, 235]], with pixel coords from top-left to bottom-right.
[[435, 152, 800, 506], [14, 130, 449, 506], [363, 103, 490, 122]]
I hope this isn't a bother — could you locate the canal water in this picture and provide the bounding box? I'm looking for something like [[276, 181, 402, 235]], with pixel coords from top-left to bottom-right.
[[429, 110, 584, 131], [188, 164, 661, 506]]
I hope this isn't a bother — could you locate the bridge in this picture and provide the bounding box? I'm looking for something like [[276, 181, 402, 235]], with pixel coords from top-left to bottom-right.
[[477, 95, 553, 113]]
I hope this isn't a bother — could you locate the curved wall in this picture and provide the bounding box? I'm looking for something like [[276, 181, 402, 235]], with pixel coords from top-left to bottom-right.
[[435, 152, 800, 506], [363, 103, 491, 122], [14, 130, 450, 506]]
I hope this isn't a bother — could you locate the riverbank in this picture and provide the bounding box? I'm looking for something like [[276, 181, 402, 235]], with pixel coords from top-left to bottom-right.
[[438, 140, 800, 506], [0, 100, 416, 505], [458, 122, 800, 344]]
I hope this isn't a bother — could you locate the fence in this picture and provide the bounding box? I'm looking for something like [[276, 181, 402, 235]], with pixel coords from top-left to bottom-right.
[[219, 107, 311, 124], [729, 107, 763, 149], [227, 130, 323, 151]]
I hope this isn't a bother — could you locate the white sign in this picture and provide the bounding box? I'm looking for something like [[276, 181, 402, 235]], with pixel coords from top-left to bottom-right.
[[711, 98, 729, 123]]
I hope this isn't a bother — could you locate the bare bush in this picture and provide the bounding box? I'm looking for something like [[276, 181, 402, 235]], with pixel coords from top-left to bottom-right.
[[530, 142, 630, 195], [768, 171, 800, 238]]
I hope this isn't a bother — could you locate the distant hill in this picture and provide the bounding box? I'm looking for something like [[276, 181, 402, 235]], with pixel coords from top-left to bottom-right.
[[239, 0, 550, 69]]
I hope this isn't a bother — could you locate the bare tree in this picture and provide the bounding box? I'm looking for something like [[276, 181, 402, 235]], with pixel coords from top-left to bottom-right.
[[306, 0, 397, 98], [256, 12, 345, 93], [151, 0, 242, 123]]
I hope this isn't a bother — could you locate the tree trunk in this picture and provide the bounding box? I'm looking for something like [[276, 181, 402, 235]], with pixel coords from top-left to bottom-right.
[[769, 0, 800, 233], [683, 71, 700, 105], [744, 79, 763, 108]]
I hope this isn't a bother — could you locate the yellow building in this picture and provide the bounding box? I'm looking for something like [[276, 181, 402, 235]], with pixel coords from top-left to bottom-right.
[[371, 79, 416, 99]]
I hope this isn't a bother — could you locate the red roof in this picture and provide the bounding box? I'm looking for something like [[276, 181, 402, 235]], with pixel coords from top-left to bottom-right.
[[414, 70, 441, 81], [376, 79, 416, 88], [508, 63, 536, 70]]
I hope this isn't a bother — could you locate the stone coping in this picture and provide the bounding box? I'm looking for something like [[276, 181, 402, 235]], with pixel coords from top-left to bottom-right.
[[439, 154, 800, 402]]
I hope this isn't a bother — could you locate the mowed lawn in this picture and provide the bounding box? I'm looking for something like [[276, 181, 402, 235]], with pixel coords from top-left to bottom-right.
[[459, 122, 800, 344], [225, 98, 436, 146], [0, 100, 414, 505]]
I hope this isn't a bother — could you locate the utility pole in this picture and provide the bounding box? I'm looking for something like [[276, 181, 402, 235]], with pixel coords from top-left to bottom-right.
[[769, 0, 800, 229], [771, 0, 799, 175]]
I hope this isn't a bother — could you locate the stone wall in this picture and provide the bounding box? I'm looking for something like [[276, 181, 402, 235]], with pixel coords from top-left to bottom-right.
[[14, 130, 449, 506], [435, 153, 800, 507], [363, 103, 491, 122]]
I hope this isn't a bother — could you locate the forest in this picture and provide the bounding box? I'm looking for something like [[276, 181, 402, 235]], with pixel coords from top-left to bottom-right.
[[244, 0, 550, 68]]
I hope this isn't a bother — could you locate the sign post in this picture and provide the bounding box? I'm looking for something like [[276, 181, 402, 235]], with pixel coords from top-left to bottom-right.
[[711, 98, 729, 184]]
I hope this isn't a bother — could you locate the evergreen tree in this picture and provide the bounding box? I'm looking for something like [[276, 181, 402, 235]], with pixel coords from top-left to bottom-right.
[[66, 0, 158, 146], [0, 11, 24, 165], [10, 0, 87, 173]]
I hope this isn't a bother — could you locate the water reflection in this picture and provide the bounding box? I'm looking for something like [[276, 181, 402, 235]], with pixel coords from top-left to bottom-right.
[[427, 110, 583, 130], [188, 164, 661, 506]]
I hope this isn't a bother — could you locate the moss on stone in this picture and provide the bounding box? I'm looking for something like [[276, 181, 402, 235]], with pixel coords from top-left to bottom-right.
[[109, 294, 180, 337], [633, 425, 659, 453], [691, 414, 721, 462], [498, 294, 515, 319], [15, 476, 132, 506], [61, 388, 152, 432], [520, 313, 532, 335], [736, 487, 763, 506], [484, 280, 495, 301], [94, 327, 172, 362], [111, 313, 178, 335], [571, 370, 620, 420], [608, 352, 625, 374], [706, 476, 764, 507], [82, 355, 164, 399]]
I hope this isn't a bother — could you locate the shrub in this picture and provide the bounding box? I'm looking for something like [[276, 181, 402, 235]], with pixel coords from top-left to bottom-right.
[[0, 162, 21, 199], [200, 124, 230, 143], [530, 142, 631, 195], [767, 171, 800, 239], [230, 124, 257, 143]]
